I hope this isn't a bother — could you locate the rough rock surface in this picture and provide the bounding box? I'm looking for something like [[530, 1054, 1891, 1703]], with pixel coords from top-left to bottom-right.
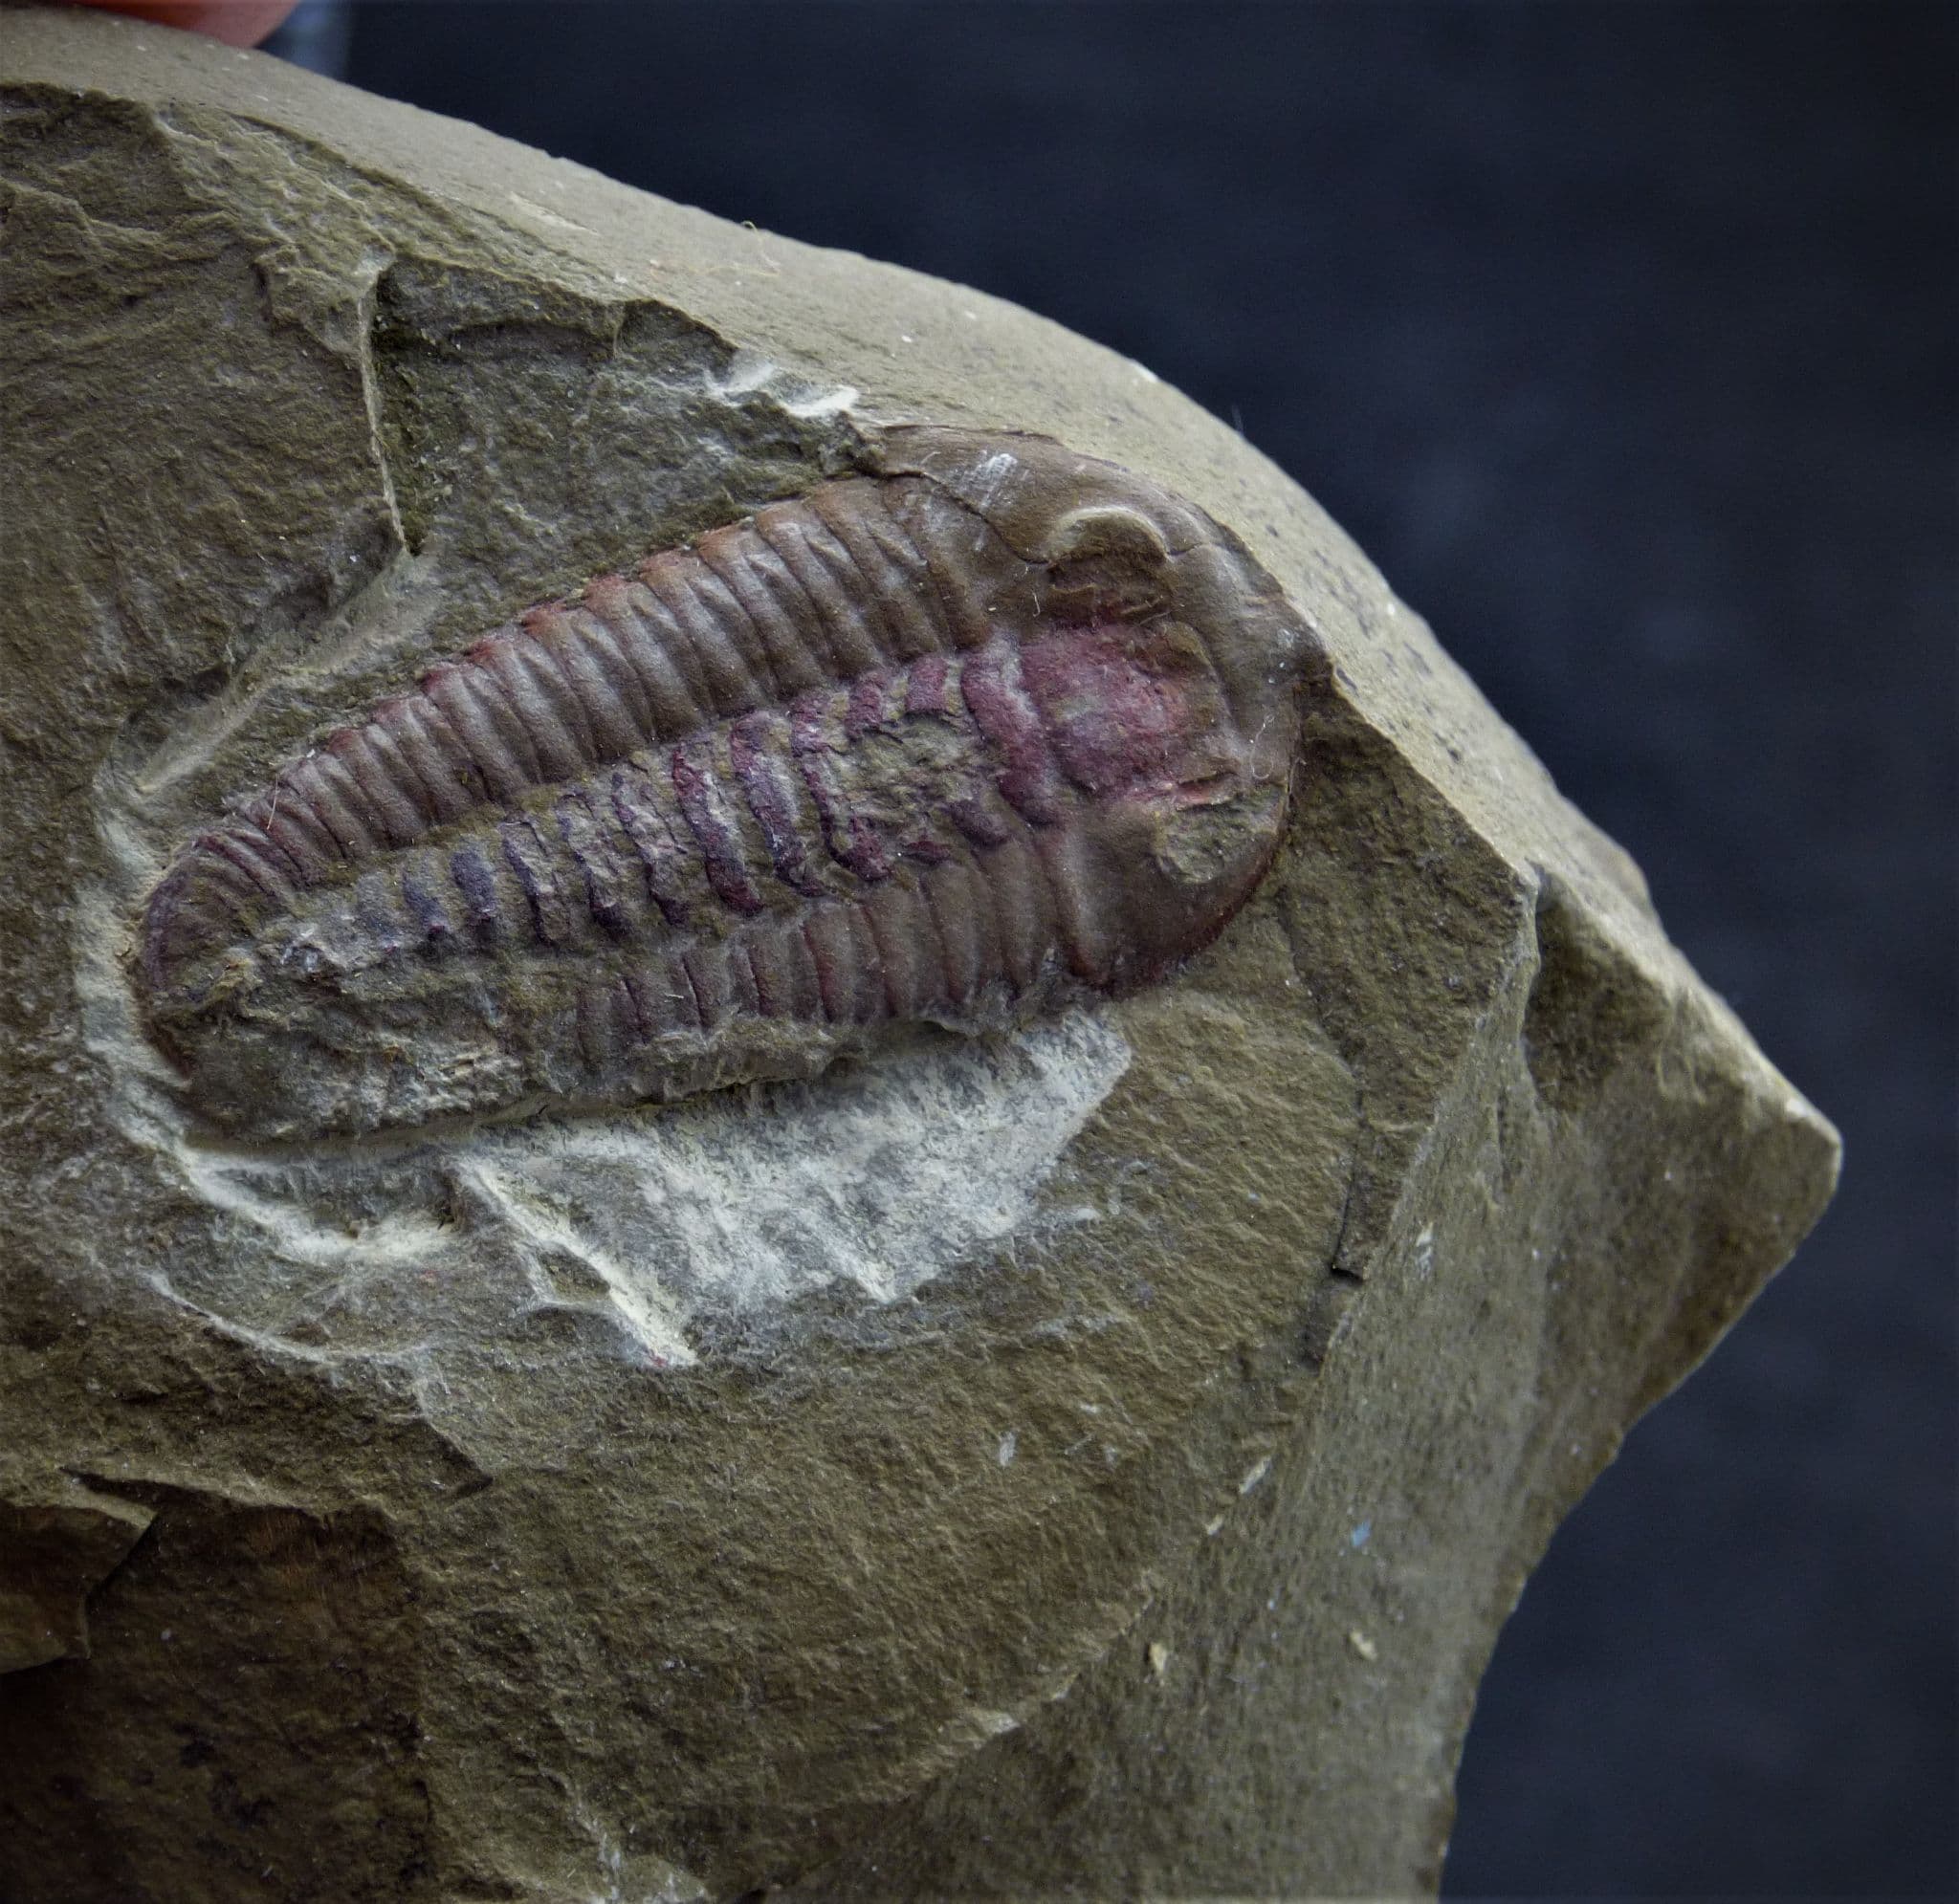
[[0, 11, 1838, 1900]]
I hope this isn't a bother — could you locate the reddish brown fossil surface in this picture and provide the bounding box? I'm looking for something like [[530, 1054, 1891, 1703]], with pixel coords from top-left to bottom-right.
[[136, 429, 1309, 1137]]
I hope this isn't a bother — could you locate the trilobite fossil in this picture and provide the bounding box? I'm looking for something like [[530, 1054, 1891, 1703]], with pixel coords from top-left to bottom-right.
[[134, 428, 1309, 1138]]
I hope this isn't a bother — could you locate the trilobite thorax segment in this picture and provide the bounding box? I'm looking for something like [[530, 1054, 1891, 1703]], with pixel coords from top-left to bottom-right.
[[135, 429, 1307, 1137]]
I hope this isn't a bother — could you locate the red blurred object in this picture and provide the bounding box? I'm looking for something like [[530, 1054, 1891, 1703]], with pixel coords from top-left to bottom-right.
[[59, 0, 299, 50]]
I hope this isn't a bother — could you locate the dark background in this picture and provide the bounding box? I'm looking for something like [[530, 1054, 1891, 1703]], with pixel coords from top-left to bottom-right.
[[274, 4, 1957, 1893]]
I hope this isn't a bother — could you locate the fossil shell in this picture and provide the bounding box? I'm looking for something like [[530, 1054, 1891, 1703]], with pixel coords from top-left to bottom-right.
[[135, 429, 1308, 1138]]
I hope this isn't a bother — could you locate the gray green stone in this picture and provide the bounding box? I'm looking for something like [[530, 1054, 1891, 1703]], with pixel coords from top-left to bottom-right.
[[0, 9, 1838, 1899]]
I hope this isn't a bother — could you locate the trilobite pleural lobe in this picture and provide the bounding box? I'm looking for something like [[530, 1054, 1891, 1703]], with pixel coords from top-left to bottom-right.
[[137, 429, 1307, 1137]]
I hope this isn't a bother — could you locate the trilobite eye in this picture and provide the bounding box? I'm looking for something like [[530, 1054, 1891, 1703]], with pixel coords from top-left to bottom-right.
[[1043, 505, 1175, 622], [1045, 504, 1174, 568]]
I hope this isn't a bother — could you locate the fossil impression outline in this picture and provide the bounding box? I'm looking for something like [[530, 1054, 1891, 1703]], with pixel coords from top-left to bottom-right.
[[133, 429, 1309, 1140]]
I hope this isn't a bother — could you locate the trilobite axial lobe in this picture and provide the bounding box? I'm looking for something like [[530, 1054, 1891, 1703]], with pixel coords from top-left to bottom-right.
[[135, 429, 1307, 1137]]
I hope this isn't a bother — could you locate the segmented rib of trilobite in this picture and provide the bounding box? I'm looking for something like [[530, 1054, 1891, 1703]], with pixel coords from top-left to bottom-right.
[[133, 429, 1309, 1138]]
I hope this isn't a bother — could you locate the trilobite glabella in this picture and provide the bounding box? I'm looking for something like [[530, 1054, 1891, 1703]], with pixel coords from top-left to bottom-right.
[[135, 428, 1309, 1138]]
